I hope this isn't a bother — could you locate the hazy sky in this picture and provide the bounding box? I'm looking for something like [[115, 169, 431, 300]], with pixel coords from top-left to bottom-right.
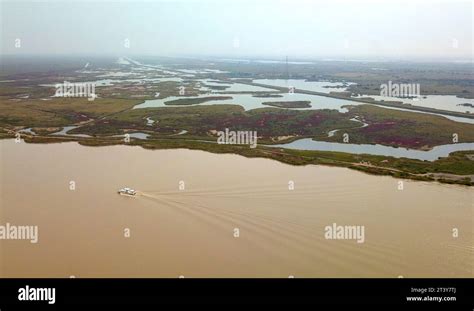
[[1, 0, 472, 60]]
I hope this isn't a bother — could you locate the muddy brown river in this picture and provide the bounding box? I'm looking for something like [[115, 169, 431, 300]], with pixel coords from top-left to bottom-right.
[[0, 139, 472, 277]]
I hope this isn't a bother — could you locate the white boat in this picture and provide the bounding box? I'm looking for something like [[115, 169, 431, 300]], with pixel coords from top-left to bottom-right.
[[118, 187, 137, 196]]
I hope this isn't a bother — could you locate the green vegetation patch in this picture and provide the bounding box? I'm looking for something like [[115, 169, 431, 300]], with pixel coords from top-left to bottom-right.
[[262, 101, 311, 108], [164, 96, 232, 106]]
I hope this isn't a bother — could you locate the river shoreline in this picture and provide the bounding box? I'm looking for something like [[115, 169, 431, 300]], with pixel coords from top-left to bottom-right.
[[2, 133, 473, 186]]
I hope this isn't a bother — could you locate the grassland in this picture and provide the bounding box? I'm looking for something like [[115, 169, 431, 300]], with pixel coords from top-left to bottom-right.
[[164, 96, 233, 105], [322, 105, 474, 148], [0, 97, 142, 127], [252, 94, 283, 98], [1, 96, 473, 185], [2, 94, 473, 149], [262, 101, 311, 108]]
